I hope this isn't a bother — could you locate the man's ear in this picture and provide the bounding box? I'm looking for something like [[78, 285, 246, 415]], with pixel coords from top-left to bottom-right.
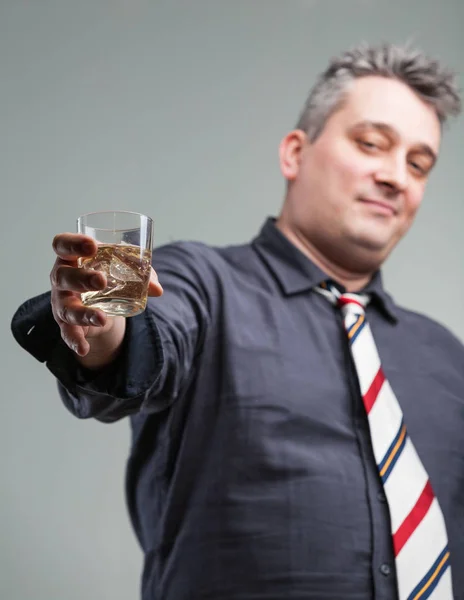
[[279, 129, 308, 181]]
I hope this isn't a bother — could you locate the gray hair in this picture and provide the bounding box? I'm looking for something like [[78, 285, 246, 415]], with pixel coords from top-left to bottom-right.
[[296, 43, 462, 141]]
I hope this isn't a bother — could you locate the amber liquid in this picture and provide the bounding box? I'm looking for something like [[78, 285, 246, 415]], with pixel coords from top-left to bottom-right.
[[80, 244, 151, 317]]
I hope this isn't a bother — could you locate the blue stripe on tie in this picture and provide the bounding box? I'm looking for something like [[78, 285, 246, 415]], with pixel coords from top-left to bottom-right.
[[347, 316, 366, 345], [379, 419, 407, 484], [379, 418, 404, 472], [346, 318, 357, 336], [406, 545, 450, 600]]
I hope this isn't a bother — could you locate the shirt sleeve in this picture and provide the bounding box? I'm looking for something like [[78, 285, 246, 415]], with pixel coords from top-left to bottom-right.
[[10, 241, 213, 423]]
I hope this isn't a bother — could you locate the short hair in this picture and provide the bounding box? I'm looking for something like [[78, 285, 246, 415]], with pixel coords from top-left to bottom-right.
[[296, 43, 462, 141]]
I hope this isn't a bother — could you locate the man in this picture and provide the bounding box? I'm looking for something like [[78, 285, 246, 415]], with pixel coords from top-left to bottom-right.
[[11, 43, 463, 599]]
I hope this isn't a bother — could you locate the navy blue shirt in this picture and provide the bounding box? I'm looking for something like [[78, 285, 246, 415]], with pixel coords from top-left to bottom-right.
[[11, 218, 464, 599]]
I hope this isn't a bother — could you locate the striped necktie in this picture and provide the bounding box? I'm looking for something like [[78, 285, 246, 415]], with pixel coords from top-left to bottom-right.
[[316, 282, 453, 600]]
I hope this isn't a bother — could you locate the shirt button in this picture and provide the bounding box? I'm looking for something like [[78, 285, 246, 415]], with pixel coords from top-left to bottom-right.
[[377, 491, 387, 503], [380, 563, 392, 576]]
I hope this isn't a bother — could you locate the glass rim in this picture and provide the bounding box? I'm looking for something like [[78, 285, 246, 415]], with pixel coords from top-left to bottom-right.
[[77, 210, 153, 222]]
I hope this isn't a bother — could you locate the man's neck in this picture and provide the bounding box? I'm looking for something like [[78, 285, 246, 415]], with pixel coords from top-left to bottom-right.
[[275, 219, 374, 293]]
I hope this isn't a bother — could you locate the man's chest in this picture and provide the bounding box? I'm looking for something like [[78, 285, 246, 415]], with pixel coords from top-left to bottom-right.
[[215, 297, 464, 500]]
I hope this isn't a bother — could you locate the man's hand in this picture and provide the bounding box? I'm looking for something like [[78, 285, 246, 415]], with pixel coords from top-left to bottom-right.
[[50, 233, 163, 363]]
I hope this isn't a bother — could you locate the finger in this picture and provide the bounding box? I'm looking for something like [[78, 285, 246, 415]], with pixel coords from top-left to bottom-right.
[[147, 268, 163, 297], [60, 322, 90, 356], [51, 263, 107, 293], [54, 293, 107, 327], [52, 233, 97, 260]]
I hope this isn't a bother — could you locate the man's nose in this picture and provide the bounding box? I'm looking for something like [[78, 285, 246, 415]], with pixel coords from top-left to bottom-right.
[[374, 156, 408, 195]]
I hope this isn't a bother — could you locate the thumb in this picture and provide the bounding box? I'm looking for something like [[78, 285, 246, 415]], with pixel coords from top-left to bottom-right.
[[147, 267, 163, 297]]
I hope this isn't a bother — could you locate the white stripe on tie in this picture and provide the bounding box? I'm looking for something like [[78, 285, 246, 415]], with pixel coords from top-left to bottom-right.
[[314, 282, 453, 600]]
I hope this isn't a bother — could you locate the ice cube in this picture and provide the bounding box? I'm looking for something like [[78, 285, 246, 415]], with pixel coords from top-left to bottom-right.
[[109, 253, 142, 282]]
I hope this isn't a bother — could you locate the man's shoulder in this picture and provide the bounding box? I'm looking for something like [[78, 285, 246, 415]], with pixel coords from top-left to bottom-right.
[[154, 238, 253, 255], [152, 237, 277, 305], [394, 303, 464, 354], [153, 238, 257, 273]]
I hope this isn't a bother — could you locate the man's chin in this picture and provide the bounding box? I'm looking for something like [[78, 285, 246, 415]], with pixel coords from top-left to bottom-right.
[[343, 232, 395, 266], [348, 225, 397, 252], [357, 236, 391, 251]]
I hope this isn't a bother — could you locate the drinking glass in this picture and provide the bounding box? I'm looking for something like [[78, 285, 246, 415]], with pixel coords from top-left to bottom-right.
[[77, 210, 153, 317]]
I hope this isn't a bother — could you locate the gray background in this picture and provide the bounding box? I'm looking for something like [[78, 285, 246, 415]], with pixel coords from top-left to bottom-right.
[[2, 1, 463, 598]]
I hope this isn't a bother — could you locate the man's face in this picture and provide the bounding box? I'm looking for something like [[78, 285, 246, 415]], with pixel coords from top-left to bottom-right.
[[281, 76, 442, 270]]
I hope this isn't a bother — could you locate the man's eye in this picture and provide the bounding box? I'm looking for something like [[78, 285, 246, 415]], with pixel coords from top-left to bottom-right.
[[358, 140, 378, 150], [409, 161, 426, 175]]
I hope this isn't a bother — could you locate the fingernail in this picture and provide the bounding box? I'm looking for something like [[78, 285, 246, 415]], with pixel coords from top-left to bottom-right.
[[89, 314, 100, 326]]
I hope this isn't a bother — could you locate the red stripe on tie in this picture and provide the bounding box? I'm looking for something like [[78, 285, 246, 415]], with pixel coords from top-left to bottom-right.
[[393, 480, 435, 557], [339, 296, 364, 310], [363, 368, 385, 414]]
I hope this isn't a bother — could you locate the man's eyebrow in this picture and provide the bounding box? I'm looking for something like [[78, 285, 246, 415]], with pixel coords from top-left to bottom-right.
[[351, 121, 399, 137], [351, 121, 437, 164]]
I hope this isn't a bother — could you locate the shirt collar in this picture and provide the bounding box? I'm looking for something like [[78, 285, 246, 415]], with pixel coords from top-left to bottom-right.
[[252, 217, 399, 323]]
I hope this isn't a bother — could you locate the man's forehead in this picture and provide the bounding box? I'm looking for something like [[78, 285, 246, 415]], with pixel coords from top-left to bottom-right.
[[338, 78, 441, 150]]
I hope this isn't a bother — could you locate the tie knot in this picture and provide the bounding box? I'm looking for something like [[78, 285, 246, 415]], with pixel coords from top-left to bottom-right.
[[338, 293, 368, 316], [315, 281, 370, 314]]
